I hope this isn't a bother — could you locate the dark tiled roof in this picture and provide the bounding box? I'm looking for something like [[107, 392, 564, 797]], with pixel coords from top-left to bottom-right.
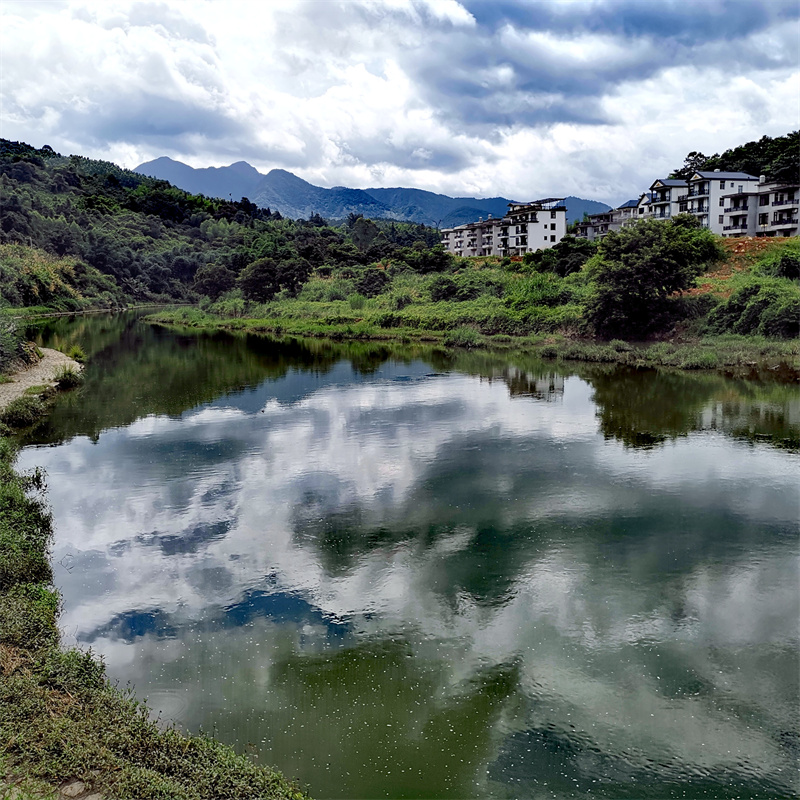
[[616, 199, 639, 209], [650, 178, 687, 188], [691, 171, 758, 180]]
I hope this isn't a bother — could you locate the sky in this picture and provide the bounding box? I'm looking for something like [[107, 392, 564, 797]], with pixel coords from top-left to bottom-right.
[[1, 0, 798, 205]]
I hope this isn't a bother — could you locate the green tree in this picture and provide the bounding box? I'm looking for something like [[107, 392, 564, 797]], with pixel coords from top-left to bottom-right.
[[193, 264, 236, 300], [585, 214, 723, 338]]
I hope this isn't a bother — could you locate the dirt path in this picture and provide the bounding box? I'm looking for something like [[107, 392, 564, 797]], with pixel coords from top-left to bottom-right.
[[0, 349, 82, 412]]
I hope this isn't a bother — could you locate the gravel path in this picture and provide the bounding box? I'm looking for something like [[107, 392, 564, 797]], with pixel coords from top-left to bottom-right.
[[0, 348, 82, 412]]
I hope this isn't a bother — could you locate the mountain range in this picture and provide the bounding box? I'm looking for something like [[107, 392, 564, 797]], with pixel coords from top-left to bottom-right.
[[134, 157, 611, 227]]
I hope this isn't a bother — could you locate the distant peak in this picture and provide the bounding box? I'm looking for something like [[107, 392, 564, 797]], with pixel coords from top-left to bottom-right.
[[227, 160, 261, 176]]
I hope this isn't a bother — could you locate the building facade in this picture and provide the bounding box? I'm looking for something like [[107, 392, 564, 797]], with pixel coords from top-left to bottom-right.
[[721, 176, 799, 238], [440, 199, 567, 258]]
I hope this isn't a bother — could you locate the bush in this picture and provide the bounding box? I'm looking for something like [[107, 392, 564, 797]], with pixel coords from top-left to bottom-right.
[[706, 278, 800, 339], [443, 326, 481, 348], [0, 320, 23, 373], [586, 214, 724, 338], [0, 396, 46, 428], [347, 292, 366, 310]]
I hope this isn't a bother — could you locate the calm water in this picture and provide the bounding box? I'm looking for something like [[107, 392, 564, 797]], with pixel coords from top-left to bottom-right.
[[19, 313, 800, 799]]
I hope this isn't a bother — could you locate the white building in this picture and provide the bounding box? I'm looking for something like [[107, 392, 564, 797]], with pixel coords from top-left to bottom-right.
[[721, 176, 799, 238], [440, 199, 567, 258], [576, 199, 640, 240], [687, 170, 760, 234], [648, 179, 688, 220]]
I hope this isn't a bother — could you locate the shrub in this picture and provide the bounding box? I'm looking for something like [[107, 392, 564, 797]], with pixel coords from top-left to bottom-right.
[[586, 214, 724, 338], [0, 396, 46, 428], [443, 326, 481, 348], [347, 292, 366, 310], [706, 278, 800, 339]]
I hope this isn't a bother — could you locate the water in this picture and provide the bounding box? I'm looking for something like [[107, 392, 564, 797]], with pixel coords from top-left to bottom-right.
[[18, 313, 800, 798]]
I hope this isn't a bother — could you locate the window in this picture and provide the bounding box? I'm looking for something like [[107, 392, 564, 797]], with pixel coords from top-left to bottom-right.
[[550, 235, 556, 242], [738, 185, 743, 194], [760, 195, 769, 206], [719, 215, 724, 225], [719, 198, 725, 206], [550, 210, 556, 218], [759, 213, 768, 226], [720, 180, 725, 189], [550, 223, 556, 230]]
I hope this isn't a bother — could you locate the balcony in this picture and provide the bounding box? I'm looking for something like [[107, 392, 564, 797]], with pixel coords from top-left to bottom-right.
[[723, 223, 749, 231], [723, 205, 748, 213], [773, 198, 799, 206], [652, 211, 671, 219], [691, 206, 709, 214], [676, 194, 687, 202], [771, 216, 798, 227], [688, 187, 708, 197]]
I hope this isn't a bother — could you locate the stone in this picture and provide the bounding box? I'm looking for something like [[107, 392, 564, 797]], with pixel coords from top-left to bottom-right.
[[60, 781, 86, 798]]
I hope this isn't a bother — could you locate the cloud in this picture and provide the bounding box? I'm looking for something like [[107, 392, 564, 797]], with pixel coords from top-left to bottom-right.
[[1, 0, 798, 202]]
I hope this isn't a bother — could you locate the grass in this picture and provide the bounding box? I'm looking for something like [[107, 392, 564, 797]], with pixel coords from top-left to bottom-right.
[[53, 365, 83, 390], [0, 438, 309, 800], [0, 397, 47, 429]]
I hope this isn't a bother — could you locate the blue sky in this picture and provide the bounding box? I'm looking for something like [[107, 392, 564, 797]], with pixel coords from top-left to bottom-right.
[[1, 0, 798, 204]]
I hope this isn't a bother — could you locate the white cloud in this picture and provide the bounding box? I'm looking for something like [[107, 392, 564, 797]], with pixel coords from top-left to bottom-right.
[[1, 0, 797, 202]]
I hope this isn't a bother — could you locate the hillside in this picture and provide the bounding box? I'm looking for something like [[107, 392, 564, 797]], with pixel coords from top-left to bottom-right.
[[134, 158, 610, 224], [0, 139, 442, 307]]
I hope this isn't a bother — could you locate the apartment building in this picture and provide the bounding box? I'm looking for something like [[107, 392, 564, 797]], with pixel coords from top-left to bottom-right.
[[721, 176, 799, 238], [440, 198, 567, 257], [576, 199, 640, 240], [648, 179, 687, 220], [687, 171, 760, 234]]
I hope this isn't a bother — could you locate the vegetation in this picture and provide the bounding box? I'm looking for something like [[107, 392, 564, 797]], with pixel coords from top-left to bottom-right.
[[670, 130, 798, 181], [0, 138, 441, 310], [2, 137, 798, 370], [0, 437, 307, 800], [585, 214, 724, 338]]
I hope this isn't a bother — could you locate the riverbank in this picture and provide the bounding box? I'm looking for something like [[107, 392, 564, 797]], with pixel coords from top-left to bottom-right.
[[147, 307, 800, 376], [0, 351, 308, 799], [0, 348, 82, 414]]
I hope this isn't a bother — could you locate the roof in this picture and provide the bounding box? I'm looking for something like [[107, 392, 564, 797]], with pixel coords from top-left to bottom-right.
[[616, 199, 639, 209], [650, 178, 687, 188], [690, 171, 758, 180]]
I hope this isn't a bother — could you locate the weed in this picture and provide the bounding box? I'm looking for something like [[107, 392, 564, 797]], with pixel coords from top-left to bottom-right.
[[54, 365, 83, 390]]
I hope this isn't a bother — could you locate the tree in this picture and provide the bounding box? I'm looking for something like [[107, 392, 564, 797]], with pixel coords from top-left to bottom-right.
[[193, 264, 236, 300], [585, 214, 723, 338]]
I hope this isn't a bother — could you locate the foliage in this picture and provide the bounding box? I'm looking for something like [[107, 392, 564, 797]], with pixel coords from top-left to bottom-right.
[[443, 326, 481, 348], [0, 319, 24, 373], [585, 215, 724, 338], [753, 238, 800, 280], [522, 236, 597, 276], [670, 131, 798, 182], [0, 396, 46, 429], [706, 278, 800, 339], [54, 364, 83, 389], [0, 138, 446, 307]]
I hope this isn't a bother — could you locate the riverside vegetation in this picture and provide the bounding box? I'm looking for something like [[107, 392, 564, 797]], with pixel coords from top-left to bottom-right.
[[0, 135, 797, 796], [2, 135, 798, 372]]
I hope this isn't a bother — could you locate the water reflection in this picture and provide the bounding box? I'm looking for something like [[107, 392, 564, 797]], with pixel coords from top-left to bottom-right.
[[18, 314, 800, 799]]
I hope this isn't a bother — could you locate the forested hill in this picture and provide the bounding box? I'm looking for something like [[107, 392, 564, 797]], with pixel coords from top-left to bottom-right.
[[670, 131, 798, 181], [134, 157, 610, 226], [0, 139, 444, 307]]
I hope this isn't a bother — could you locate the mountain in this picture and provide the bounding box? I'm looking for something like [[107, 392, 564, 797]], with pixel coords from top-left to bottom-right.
[[134, 158, 610, 224]]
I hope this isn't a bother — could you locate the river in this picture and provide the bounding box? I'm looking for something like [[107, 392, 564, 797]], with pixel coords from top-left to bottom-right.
[[18, 312, 800, 799]]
